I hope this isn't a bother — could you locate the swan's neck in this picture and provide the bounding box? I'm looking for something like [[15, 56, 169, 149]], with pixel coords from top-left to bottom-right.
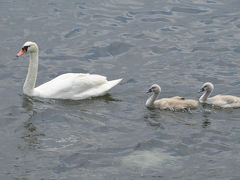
[[146, 92, 159, 107], [23, 52, 38, 96], [200, 90, 211, 102]]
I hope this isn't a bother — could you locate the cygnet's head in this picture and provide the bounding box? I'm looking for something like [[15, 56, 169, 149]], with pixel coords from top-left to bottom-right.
[[199, 82, 214, 93], [147, 84, 161, 94], [17, 41, 38, 57]]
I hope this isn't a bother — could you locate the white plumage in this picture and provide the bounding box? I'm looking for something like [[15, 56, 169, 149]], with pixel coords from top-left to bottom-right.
[[17, 41, 122, 100]]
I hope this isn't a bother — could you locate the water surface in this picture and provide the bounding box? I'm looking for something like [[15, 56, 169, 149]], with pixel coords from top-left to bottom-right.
[[1, 0, 240, 179]]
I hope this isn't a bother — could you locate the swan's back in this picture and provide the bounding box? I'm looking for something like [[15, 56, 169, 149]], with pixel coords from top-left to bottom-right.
[[34, 73, 122, 100], [154, 97, 198, 111]]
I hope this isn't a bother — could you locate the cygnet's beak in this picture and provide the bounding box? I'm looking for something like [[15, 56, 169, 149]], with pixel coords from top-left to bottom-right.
[[146, 88, 152, 93], [198, 88, 204, 93], [17, 48, 27, 57]]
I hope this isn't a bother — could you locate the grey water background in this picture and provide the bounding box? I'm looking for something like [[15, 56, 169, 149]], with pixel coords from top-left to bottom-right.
[[1, 0, 240, 179]]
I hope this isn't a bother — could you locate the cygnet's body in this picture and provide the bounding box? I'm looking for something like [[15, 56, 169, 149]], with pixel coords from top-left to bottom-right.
[[145, 84, 198, 111], [199, 82, 240, 108]]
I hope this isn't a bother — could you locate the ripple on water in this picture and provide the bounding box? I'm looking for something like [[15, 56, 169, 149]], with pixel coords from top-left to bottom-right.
[[64, 28, 83, 39], [115, 16, 133, 23], [171, 7, 209, 14], [141, 17, 170, 23], [85, 42, 133, 60]]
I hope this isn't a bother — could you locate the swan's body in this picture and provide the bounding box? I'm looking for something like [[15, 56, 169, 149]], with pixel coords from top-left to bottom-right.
[[17, 41, 122, 100], [199, 82, 240, 108], [145, 84, 198, 111]]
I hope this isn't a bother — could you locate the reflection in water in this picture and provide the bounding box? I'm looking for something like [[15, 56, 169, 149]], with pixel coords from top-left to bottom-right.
[[21, 96, 45, 150], [200, 104, 212, 128], [22, 95, 34, 112], [20, 93, 119, 150], [56, 93, 121, 106], [144, 108, 198, 127], [202, 115, 211, 128], [144, 109, 163, 128], [91, 93, 121, 102]]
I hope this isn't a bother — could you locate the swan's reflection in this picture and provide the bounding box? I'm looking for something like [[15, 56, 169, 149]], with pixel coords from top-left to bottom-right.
[[21, 93, 120, 150], [22, 95, 34, 112], [55, 93, 121, 105], [21, 95, 44, 150]]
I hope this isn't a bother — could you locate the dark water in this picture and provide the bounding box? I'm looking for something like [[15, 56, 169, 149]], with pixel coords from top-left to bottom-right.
[[1, 0, 240, 179]]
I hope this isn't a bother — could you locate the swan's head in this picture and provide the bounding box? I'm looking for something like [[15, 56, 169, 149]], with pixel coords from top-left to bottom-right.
[[17, 41, 38, 57], [199, 82, 214, 93], [147, 84, 161, 94]]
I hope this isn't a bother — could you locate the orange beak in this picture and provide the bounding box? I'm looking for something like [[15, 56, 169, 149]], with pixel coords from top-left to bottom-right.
[[17, 49, 27, 57]]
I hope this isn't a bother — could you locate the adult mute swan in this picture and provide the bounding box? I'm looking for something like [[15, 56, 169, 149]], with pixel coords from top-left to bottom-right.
[[17, 41, 122, 100], [145, 84, 198, 111], [199, 82, 240, 108]]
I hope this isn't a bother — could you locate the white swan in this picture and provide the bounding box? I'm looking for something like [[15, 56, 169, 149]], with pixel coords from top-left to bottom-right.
[[145, 84, 198, 111], [17, 41, 122, 100], [199, 82, 240, 108]]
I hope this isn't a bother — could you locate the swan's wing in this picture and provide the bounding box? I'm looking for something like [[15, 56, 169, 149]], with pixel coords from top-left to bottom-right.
[[34, 73, 112, 99], [73, 78, 122, 99], [34, 73, 79, 97]]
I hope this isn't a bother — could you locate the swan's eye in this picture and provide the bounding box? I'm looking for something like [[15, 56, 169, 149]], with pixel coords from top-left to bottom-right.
[[22, 46, 30, 51]]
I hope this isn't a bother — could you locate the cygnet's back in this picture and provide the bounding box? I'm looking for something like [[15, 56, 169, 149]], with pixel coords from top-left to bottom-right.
[[154, 97, 198, 111]]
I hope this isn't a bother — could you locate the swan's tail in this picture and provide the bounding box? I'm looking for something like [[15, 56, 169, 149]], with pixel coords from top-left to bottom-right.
[[73, 78, 122, 100], [87, 78, 122, 98], [96, 78, 122, 95], [108, 78, 122, 87]]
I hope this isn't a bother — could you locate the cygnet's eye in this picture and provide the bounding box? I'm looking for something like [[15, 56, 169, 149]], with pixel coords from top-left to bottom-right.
[[199, 86, 206, 92], [147, 88, 153, 93]]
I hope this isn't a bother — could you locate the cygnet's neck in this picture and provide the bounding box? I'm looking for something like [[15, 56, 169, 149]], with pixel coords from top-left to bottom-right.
[[23, 52, 38, 96], [199, 89, 212, 102], [146, 92, 159, 107]]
